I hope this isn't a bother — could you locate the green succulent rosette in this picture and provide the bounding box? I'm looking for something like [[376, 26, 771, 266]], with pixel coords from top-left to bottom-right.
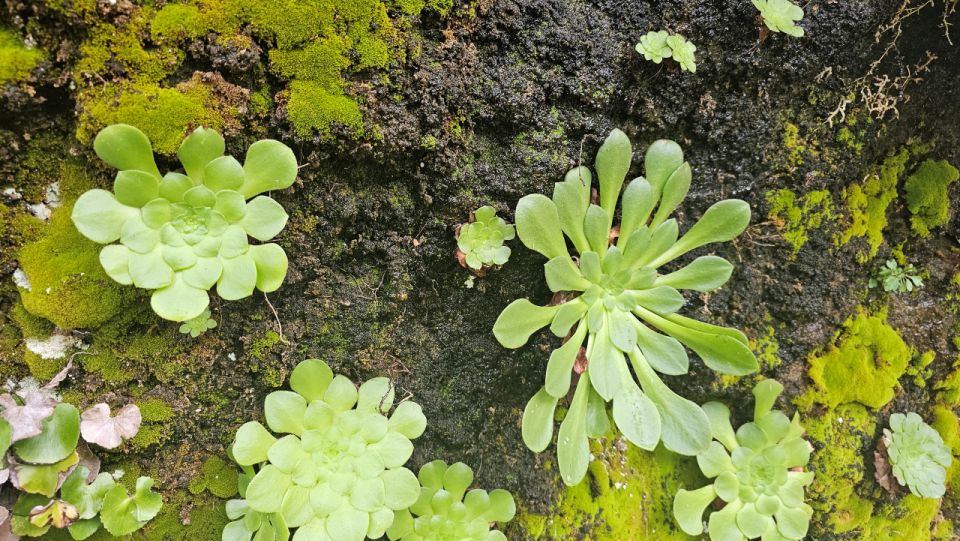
[[636, 31, 671, 63], [883, 412, 952, 498], [386, 460, 515, 541], [674, 380, 814, 541], [493, 129, 757, 485], [456, 206, 515, 270], [71, 124, 298, 322], [752, 0, 805, 37], [226, 359, 428, 541]]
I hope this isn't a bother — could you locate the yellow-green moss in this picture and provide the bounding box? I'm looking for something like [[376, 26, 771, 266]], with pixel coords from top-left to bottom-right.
[[515, 440, 699, 540], [801, 308, 912, 410], [766, 188, 835, 256], [836, 149, 910, 261], [0, 27, 43, 84], [858, 496, 943, 541], [904, 159, 959, 237], [188, 456, 239, 499], [17, 205, 135, 330], [76, 16, 181, 85], [782, 122, 810, 168], [800, 402, 876, 534], [77, 82, 227, 155]]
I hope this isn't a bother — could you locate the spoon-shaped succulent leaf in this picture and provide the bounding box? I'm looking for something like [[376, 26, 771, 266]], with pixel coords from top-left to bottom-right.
[[227, 359, 426, 541], [73, 124, 297, 321], [673, 379, 814, 541], [94, 124, 161, 178], [494, 130, 757, 485]]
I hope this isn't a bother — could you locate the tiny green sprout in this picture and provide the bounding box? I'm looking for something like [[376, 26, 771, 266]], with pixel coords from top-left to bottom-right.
[[752, 0, 805, 37], [225, 358, 428, 541], [666, 35, 697, 73], [71, 124, 298, 322], [456, 206, 515, 271], [386, 461, 516, 541], [179, 309, 218, 337], [1, 367, 158, 539], [882, 412, 952, 498], [636, 32, 697, 73], [493, 129, 757, 486], [869, 259, 923, 293], [635, 31, 671, 63], [674, 380, 814, 541]]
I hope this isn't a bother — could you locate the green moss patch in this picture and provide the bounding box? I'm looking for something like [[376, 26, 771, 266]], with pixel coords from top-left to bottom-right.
[[904, 159, 959, 237], [801, 308, 912, 410], [516, 440, 699, 540], [766, 188, 835, 256], [188, 456, 239, 499], [836, 149, 910, 262], [0, 27, 42, 84]]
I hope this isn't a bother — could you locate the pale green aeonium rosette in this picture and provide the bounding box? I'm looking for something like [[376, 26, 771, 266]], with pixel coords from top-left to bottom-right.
[[673, 380, 814, 541], [225, 359, 428, 541], [71, 124, 297, 321], [493, 129, 758, 485]]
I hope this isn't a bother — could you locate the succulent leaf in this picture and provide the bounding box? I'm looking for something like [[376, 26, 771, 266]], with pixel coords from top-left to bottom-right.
[[882, 412, 952, 498]]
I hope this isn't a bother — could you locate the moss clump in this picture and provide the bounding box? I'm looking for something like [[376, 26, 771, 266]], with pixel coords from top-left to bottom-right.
[[139, 490, 231, 541], [129, 397, 176, 450], [77, 82, 228, 155], [0, 27, 43, 83], [801, 402, 876, 534], [188, 456, 239, 499], [515, 441, 699, 539], [801, 308, 912, 409], [904, 159, 960, 237], [836, 149, 910, 262], [766, 188, 835, 256], [17, 206, 135, 330], [858, 496, 943, 541], [147, 0, 435, 138]]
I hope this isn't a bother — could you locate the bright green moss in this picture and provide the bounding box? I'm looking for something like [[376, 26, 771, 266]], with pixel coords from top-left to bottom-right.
[[837, 149, 910, 262], [17, 205, 135, 329], [936, 362, 960, 406], [904, 159, 959, 237], [782, 122, 809, 168], [859, 496, 943, 541], [516, 441, 699, 540], [0, 27, 42, 83], [149, 3, 205, 43], [188, 456, 239, 499], [139, 490, 231, 541], [77, 82, 227, 155], [800, 402, 876, 534], [802, 309, 912, 409], [286, 81, 364, 138], [76, 17, 181, 85], [269, 37, 351, 85], [766, 188, 835, 256]]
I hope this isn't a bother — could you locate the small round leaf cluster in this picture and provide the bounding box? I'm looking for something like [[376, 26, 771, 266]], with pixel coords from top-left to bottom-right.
[[635, 32, 698, 73], [178, 309, 218, 338], [227, 359, 428, 541], [456, 206, 515, 270], [883, 412, 952, 498], [386, 461, 515, 541], [71, 124, 298, 322], [674, 380, 813, 541], [752, 0, 805, 37]]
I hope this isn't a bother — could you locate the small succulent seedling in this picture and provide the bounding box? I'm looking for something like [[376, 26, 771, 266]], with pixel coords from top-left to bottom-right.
[[635, 31, 671, 63], [880, 412, 951, 498], [72, 124, 298, 322], [752, 0, 805, 37], [456, 206, 515, 271], [225, 359, 428, 541], [0, 367, 159, 538], [386, 460, 515, 541], [674, 380, 814, 541], [493, 129, 757, 485], [636, 32, 697, 73], [178, 309, 218, 337], [869, 259, 923, 293]]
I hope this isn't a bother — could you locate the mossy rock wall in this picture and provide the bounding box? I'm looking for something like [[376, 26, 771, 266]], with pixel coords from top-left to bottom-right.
[[1, 0, 959, 539]]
